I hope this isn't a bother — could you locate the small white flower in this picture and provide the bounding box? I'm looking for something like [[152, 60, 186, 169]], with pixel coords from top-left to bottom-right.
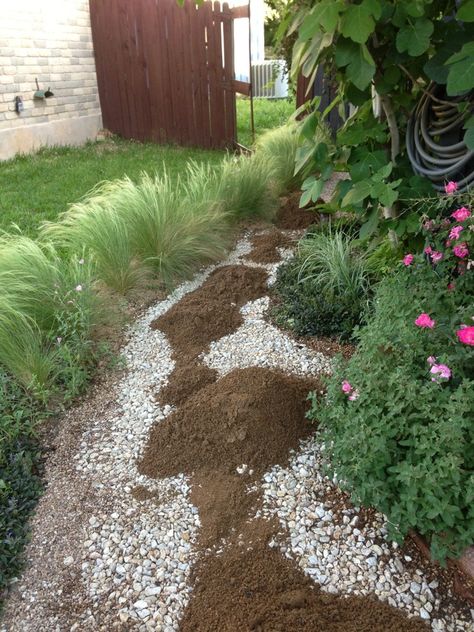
[[75, 284, 83, 292]]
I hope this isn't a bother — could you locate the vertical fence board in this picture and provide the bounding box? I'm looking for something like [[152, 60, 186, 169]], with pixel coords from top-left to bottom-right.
[[222, 2, 236, 146], [89, 0, 239, 149]]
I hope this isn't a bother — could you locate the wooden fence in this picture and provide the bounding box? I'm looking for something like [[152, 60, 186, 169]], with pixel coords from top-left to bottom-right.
[[89, 0, 242, 148]]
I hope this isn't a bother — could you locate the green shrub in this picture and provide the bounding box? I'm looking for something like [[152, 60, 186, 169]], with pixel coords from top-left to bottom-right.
[[218, 152, 279, 222], [0, 372, 43, 599], [254, 124, 301, 194], [309, 212, 474, 562], [273, 229, 372, 341]]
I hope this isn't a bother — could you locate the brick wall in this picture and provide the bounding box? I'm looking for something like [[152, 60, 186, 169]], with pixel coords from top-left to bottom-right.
[[0, 0, 102, 160]]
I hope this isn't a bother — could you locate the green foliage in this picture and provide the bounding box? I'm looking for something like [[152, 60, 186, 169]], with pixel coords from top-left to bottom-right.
[[309, 215, 474, 561], [254, 124, 302, 193], [236, 97, 296, 148], [218, 153, 280, 221], [0, 138, 223, 238], [0, 372, 43, 600], [44, 172, 231, 292], [273, 229, 372, 340], [290, 0, 474, 236], [0, 237, 104, 398]]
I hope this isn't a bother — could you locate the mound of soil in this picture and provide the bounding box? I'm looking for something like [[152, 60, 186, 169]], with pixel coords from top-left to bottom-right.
[[190, 472, 260, 548], [151, 266, 268, 360], [157, 362, 218, 407], [248, 229, 293, 264], [139, 367, 319, 480], [180, 519, 429, 632], [275, 192, 319, 230]]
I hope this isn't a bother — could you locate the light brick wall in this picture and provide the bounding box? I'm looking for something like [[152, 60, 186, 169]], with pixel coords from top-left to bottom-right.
[[0, 0, 102, 160]]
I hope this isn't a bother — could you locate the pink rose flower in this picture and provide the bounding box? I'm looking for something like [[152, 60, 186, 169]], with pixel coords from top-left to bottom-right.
[[444, 181, 458, 195], [447, 282, 456, 291], [430, 251, 443, 263], [430, 363, 451, 381], [424, 246, 432, 255], [348, 389, 359, 401], [456, 326, 474, 346], [427, 356, 437, 366], [423, 220, 435, 231], [453, 243, 469, 259], [451, 207, 471, 222], [403, 254, 414, 266], [415, 313, 435, 329], [449, 225, 464, 240], [342, 380, 353, 394]]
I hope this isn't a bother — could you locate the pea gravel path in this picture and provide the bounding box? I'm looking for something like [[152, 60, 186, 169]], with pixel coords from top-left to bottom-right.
[[1, 230, 472, 632]]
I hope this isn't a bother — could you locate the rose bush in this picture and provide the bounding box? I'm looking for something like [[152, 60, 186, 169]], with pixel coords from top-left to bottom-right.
[[309, 203, 474, 562]]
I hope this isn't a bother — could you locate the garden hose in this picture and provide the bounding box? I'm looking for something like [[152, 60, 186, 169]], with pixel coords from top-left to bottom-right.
[[406, 83, 474, 193]]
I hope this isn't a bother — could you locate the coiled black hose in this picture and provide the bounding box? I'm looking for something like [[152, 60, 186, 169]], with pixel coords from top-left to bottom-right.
[[406, 83, 474, 193]]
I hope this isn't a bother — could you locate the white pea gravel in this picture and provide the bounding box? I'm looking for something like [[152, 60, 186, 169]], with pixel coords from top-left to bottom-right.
[[1, 230, 472, 632]]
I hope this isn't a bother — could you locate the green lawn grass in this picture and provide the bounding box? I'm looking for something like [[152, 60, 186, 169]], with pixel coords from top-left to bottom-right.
[[237, 96, 295, 148], [0, 97, 295, 237], [0, 140, 223, 237]]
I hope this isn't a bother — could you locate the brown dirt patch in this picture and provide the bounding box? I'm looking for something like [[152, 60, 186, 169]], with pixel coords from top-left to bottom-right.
[[139, 367, 320, 480], [248, 229, 293, 264], [151, 266, 268, 361], [157, 361, 218, 407], [190, 472, 261, 548], [180, 519, 429, 632], [274, 191, 319, 230]]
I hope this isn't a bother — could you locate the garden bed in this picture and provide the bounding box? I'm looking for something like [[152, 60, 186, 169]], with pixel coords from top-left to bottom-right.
[[1, 223, 472, 632]]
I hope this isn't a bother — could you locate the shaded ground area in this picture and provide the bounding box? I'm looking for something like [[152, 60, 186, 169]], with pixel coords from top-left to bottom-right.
[[274, 192, 319, 230], [247, 229, 293, 264], [180, 518, 429, 632]]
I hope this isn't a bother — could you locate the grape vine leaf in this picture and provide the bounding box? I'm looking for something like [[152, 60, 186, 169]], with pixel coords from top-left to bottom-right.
[[396, 18, 433, 57], [335, 39, 376, 90]]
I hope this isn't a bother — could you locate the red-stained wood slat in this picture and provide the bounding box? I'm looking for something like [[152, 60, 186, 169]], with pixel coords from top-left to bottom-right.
[[89, 0, 242, 149]]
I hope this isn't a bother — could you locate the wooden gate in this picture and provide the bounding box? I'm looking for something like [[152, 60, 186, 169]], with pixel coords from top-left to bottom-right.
[[89, 0, 248, 149]]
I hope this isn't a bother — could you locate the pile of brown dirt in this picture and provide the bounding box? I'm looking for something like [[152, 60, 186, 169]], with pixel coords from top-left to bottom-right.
[[139, 367, 319, 480], [248, 229, 293, 264], [190, 472, 260, 548], [151, 266, 268, 360], [180, 519, 429, 632], [275, 192, 319, 230], [157, 362, 218, 407]]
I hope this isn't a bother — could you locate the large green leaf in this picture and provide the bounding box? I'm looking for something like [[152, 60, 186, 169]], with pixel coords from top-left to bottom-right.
[[396, 18, 433, 57], [359, 208, 379, 240], [340, 0, 376, 44], [348, 149, 387, 182], [457, 0, 474, 22], [342, 180, 372, 206], [446, 42, 474, 95], [299, 0, 344, 39], [335, 39, 376, 90]]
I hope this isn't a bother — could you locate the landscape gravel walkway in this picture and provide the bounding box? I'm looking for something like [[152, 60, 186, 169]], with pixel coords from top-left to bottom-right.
[[1, 229, 472, 632]]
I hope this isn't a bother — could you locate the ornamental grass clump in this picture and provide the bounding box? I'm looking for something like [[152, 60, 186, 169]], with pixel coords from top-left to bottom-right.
[[273, 229, 372, 341], [309, 204, 474, 562], [254, 124, 302, 194], [0, 236, 103, 397], [44, 172, 231, 292], [217, 152, 279, 222]]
